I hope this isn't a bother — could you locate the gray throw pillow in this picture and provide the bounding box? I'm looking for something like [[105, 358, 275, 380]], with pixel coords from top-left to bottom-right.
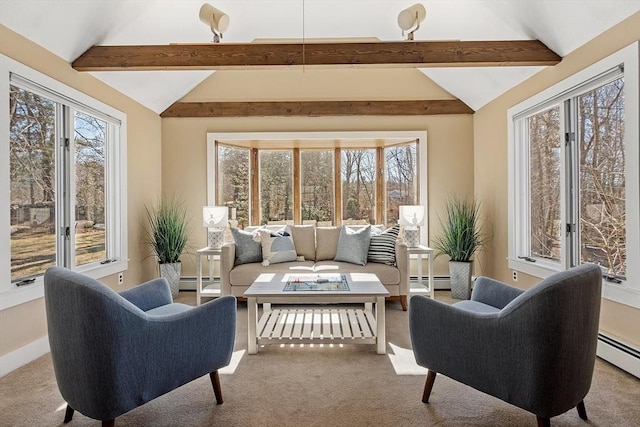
[[334, 225, 371, 266], [255, 227, 298, 266], [230, 228, 262, 265]]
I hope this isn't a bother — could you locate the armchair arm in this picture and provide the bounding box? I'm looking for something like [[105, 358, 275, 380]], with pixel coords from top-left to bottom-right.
[[220, 243, 236, 295], [144, 296, 237, 388], [119, 277, 172, 311], [395, 240, 409, 295], [410, 295, 502, 374], [409, 293, 559, 415], [471, 276, 524, 309]]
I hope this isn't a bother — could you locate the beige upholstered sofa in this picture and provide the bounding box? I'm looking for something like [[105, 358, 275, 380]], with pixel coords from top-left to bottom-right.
[[220, 225, 410, 310]]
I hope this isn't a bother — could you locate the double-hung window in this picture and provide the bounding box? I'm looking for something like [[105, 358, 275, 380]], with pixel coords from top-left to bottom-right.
[[1, 54, 128, 309], [508, 42, 639, 308]]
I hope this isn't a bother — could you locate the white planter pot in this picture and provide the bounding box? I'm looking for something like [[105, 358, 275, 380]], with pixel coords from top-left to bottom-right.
[[449, 261, 473, 300], [159, 262, 181, 298]]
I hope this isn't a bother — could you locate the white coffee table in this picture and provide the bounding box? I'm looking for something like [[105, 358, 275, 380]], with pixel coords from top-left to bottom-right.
[[244, 272, 389, 355]]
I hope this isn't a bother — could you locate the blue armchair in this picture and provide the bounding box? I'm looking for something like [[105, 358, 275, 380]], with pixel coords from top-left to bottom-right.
[[410, 264, 602, 427], [44, 267, 237, 426]]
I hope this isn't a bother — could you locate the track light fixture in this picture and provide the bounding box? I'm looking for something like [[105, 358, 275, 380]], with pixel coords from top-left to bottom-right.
[[397, 3, 426, 41], [199, 3, 229, 43]]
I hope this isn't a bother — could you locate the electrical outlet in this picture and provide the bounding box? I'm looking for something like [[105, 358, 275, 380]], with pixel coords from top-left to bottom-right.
[[118, 272, 124, 285], [512, 270, 518, 282]]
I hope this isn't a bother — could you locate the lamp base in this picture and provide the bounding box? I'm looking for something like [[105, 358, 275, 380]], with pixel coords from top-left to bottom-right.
[[207, 229, 224, 250], [403, 228, 420, 247]]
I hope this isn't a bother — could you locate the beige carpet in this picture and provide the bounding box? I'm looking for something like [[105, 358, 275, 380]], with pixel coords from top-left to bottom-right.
[[1, 292, 639, 427]]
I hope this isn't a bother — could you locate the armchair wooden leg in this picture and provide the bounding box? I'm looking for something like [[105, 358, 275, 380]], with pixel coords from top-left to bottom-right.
[[400, 295, 408, 311], [102, 421, 115, 427], [210, 371, 223, 404], [576, 400, 588, 420], [63, 405, 74, 423], [536, 416, 550, 427], [422, 370, 437, 403]]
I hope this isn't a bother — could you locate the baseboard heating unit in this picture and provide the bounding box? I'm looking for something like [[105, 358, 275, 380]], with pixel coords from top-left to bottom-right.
[[597, 332, 640, 378]]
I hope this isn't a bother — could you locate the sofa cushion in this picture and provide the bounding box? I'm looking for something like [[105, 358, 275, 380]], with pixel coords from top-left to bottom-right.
[[230, 228, 262, 265], [255, 228, 297, 266], [229, 261, 316, 286], [315, 227, 340, 261], [290, 225, 315, 261], [334, 225, 371, 266], [368, 224, 400, 265]]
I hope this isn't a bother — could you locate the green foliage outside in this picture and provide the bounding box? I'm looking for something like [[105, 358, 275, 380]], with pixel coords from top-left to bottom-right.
[[145, 198, 189, 264], [433, 196, 489, 262]]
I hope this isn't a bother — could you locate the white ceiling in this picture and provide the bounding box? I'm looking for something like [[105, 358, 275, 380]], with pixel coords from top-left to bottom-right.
[[1, 0, 638, 114]]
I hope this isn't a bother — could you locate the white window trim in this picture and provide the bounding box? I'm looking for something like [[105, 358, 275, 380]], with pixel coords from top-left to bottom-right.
[[508, 42, 639, 308], [0, 54, 128, 310], [206, 130, 428, 243]]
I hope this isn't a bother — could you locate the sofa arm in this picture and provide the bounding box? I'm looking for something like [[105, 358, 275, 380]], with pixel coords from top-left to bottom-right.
[[395, 240, 409, 296], [471, 276, 524, 309], [220, 243, 236, 295]]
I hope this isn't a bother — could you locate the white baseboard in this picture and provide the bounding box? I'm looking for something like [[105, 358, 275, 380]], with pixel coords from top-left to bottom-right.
[[0, 335, 50, 377], [597, 332, 640, 378]]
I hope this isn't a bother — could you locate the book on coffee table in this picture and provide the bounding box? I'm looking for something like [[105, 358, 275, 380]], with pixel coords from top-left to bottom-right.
[[283, 273, 349, 291]]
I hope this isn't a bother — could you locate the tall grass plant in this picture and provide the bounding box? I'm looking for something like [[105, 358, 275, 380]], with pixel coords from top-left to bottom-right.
[[145, 198, 189, 264], [433, 196, 488, 262]]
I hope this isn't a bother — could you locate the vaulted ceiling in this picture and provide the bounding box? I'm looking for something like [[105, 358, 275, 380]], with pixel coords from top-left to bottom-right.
[[1, 0, 638, 114]]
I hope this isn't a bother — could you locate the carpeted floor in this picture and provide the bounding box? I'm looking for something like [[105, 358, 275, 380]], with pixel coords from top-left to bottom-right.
[[1, 291, 638, 427]]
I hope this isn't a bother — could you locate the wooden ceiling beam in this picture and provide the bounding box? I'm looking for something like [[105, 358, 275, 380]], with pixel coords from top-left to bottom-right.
[[73, 40, 560, 71], [160, 100, 474, 118]]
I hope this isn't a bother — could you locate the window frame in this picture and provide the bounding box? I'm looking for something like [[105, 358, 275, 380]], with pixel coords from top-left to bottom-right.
[[207, 130, 428, 240], [507, 42, 639, 308], [0, 54, 128, 310]]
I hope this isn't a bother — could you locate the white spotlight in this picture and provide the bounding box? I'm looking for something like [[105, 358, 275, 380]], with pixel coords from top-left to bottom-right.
[[199, 3, 230, 43], [397, 3, 426, 40]]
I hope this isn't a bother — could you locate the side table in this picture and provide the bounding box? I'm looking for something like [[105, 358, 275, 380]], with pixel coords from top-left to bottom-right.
[[407, 245, 435, 298], [196, 247, 222, 305]]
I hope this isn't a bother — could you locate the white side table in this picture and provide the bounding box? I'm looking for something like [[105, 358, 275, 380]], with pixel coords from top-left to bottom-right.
[[196, 247, 222, 305], [407, 245, 435, 298]]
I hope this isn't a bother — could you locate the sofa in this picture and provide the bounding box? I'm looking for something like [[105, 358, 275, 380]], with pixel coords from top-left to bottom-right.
[[221, 224, 410, 310]]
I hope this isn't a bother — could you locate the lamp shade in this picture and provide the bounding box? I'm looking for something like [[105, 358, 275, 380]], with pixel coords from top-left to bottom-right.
[[397, 3, 426, 31], [398, 205, 425, 227], [199, 3, 230, 34], [202, 206, 228, 228]]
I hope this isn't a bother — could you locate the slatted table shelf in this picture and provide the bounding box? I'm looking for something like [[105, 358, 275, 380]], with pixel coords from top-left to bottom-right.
[[244, 272, 389, 354], [256, 307, 378, 345]]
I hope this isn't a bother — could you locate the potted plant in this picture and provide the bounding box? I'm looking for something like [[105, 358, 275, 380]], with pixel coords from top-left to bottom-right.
[[433, 196, 489, 299], [145, 197, 189, 297]]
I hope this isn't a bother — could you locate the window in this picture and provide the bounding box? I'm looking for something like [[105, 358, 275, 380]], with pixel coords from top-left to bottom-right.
[[386, 144, 417, 225], [1, 54, 128, 309], [508, 42, 639, 308], [207, 131, 427, 234], [301, 150, 334, 224], [259, 150, 293, 223], [216, 144, 250, 228], [341, 149, 376, 224]]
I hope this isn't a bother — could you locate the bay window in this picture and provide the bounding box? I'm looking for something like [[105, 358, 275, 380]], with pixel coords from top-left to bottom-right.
[[209, 131, 427, 232]]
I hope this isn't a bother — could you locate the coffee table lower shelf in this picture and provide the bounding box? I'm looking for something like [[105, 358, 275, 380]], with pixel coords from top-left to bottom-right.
[[253, 307, 381, 351]]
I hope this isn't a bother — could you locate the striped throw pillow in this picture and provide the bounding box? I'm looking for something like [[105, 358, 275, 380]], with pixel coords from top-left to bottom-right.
[[367, 225, 399, 265]]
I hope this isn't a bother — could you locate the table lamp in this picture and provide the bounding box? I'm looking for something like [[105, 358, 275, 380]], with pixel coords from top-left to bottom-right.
[[202, 206, 228, 249], [399, 205, 425, 247]]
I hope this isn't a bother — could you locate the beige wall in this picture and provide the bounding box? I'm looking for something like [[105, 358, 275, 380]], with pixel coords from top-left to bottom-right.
[[0, 25, 162, 357], [162, 68, 474, 278], [474, 13, 640, 347]]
